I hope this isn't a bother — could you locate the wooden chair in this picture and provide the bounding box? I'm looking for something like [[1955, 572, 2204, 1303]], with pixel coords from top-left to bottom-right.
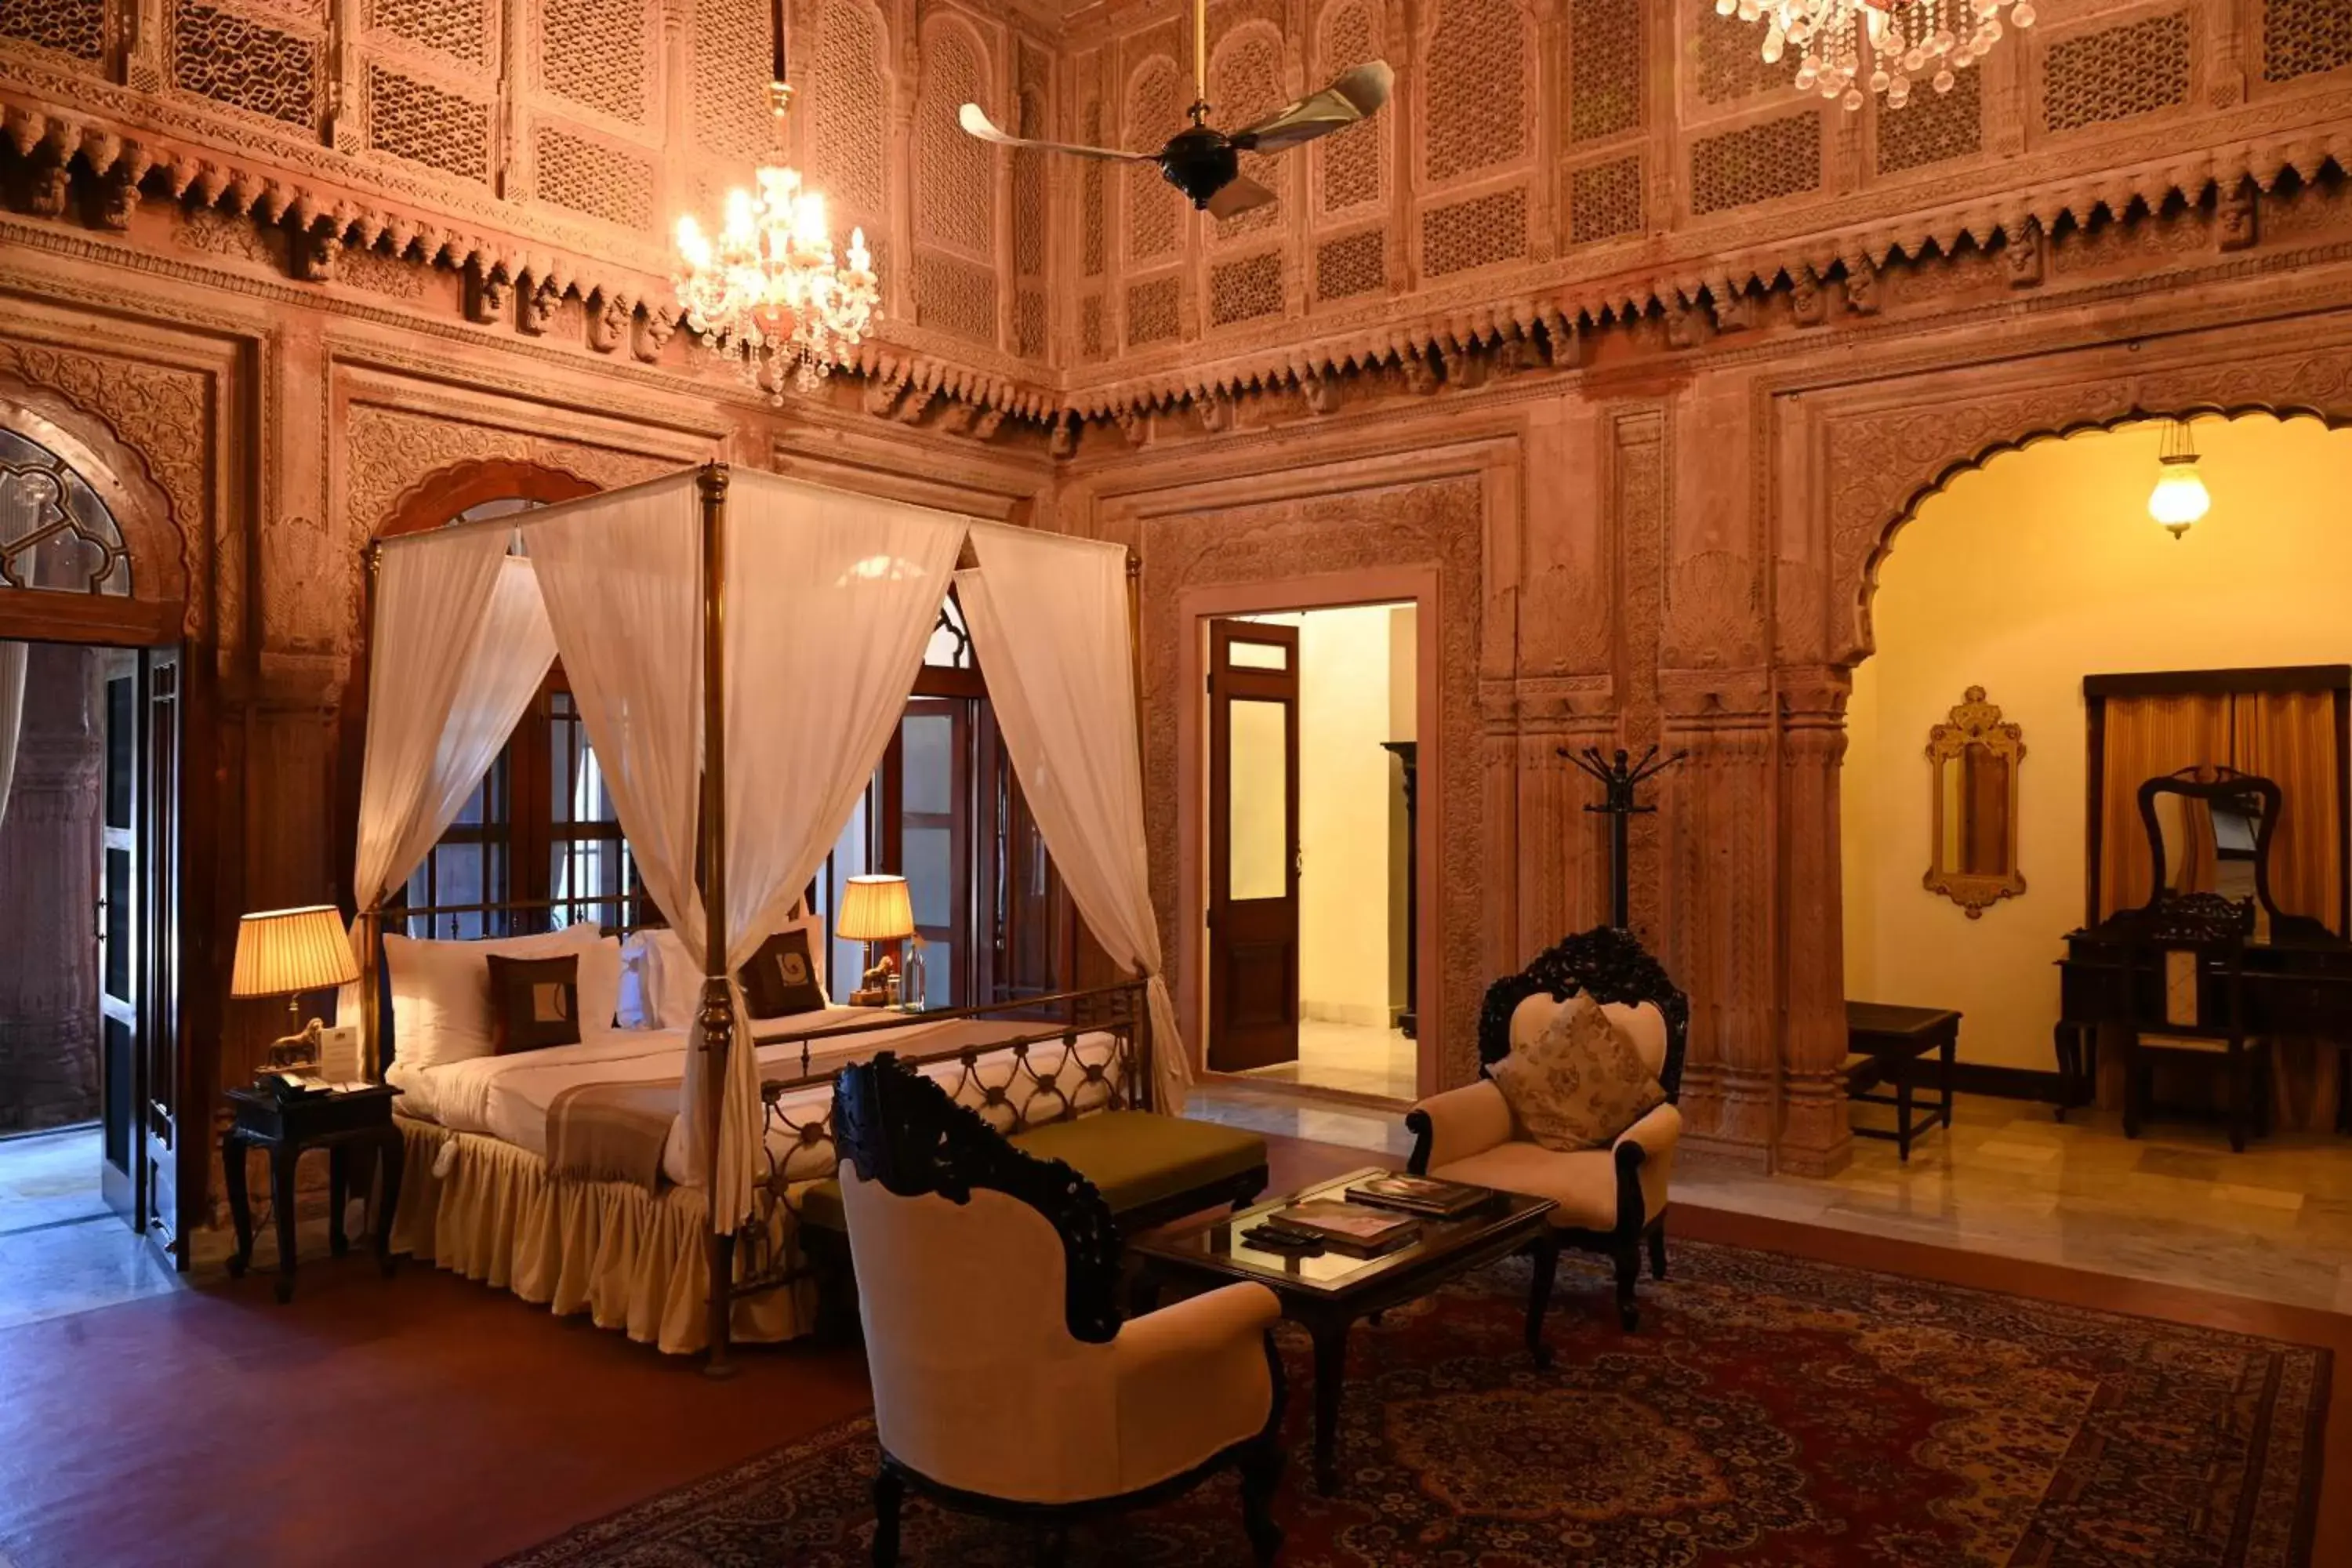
[[1404, 926, 1688, 1330], [833, 1052, 1287, 1568], [2120, 894, 2273, 1153]]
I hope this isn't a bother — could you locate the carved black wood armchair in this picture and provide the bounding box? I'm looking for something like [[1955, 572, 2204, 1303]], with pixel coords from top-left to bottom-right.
[[1406, 926, 1690, 1330], [833, 1053, 1287, 1567]]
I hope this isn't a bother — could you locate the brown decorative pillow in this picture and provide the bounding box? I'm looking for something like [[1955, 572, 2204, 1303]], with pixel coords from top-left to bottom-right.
[[1487, 993, 1665, 1153], [737, 925, 827, 1020], [485, 953, 583, 1055]]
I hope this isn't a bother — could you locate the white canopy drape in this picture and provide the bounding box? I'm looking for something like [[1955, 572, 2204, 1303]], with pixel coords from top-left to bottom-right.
[[360, 464, 1168, 1241], [956, 526, 1192, 1113], [0, 641, 26, 834], [523, 470, 965, 1229], [345, 544, 557, 1031]]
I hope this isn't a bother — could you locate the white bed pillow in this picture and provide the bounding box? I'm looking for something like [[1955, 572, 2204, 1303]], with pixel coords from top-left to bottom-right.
[[642, 916, 829, 1029], [575, 935, 623, 1035], [384, 924, 603, 1069], [616, 932, 660, 1029]]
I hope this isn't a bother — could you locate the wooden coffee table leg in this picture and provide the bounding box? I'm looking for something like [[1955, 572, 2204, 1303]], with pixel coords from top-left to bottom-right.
[[1308, 1316, 1348, 1494]]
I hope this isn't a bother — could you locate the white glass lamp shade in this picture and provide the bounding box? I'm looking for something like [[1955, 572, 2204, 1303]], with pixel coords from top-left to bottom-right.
[[836, 875, 915, 942], [2148, 458, 2211, 538], [230, 905, 358, 998]]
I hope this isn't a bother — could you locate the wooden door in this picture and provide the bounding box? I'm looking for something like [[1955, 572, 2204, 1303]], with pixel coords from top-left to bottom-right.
[[141, 644, 190, 1260], [96, 652, 140, 1222], [1206, 620, 1301, 1071]]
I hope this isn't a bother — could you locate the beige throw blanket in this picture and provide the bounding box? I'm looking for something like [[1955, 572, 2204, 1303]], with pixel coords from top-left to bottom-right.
[[547, 1077, 683, 1193]]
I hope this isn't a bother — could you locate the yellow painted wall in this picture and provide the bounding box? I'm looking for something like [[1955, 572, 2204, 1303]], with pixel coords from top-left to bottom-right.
[[1842, 413, 2352, 1068]]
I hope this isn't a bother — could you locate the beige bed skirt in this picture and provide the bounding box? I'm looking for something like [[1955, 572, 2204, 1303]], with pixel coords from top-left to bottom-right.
[[390, 1116, 817, 1354]]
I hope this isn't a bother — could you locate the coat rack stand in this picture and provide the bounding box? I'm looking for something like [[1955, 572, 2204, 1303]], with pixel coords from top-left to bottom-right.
[[1563, 745, 1685, 930]]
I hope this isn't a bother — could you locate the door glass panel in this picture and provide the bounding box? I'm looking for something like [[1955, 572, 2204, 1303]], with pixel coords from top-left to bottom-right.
[[103, 848, 132, 999], [103, 1018, 132, 1167], [105, 677, 135, 829], [902, 713, 953, 815], [905, 826, 952, 927], [1229, 699, 1287, 902], [1228, 641, 1288, 671]]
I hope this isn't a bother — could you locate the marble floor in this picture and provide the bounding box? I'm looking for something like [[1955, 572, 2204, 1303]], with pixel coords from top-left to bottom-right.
[[1236, 1018, 1418, 1100], [1187, 1084, 2352, 1316], [0, 1126, 183, 1333]]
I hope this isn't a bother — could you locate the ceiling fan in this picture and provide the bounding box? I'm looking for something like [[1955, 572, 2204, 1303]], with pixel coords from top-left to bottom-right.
[[957, 0, 1392, 223]]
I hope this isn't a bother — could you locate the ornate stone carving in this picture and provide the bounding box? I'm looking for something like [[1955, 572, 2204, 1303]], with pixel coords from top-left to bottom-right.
[[345, 404, 678, 545], [586, 291, 631, 354], [2218, 180, 2258, 251], [466, 263, 511, 325], [631, 308, 675, 364], [1301, 372, 1341, 415], [292, 226, 340, 282], [1663, 550, 1760, 670], [518, 279, 561, 336], [2002, 222, 2042, 288], [1789, 264, 1824, 325], [1842, 254, 1880, 315], [0, 340, 206, 579]]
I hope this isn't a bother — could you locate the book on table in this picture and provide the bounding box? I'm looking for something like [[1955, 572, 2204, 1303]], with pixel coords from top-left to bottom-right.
[[1262, 1200, 1421, 1256], [1344, 1174, 1497, 1218]]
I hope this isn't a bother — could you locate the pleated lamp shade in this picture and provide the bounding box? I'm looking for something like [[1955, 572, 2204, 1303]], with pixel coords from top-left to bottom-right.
[[835, 875, 914, 942], [231, 905, 359, 999]]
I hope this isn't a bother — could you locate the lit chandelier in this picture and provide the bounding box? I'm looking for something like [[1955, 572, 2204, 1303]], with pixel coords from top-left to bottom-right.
[[1716, 0, 2037, 112], [672, 0, 879, 399]]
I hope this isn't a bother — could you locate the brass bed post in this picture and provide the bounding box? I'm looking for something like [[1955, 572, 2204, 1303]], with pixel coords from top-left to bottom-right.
[[696, 462, 738, 1377]]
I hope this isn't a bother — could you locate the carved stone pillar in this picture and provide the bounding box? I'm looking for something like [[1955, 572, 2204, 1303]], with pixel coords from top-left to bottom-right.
[[1777, 666, 1853, 1177], [0, 645, 103, 1133], [1659, 676, 1777, 1166]]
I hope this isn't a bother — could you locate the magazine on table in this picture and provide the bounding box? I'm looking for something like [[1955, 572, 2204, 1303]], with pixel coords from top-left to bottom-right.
[[1261, 1200, 1421, 1256], [1344, 1174, 1497, 1218]]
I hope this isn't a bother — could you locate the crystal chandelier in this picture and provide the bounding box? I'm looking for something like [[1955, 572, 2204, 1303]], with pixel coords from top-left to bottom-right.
[[1716, 0, 2037, 112], [672, 0, 880, 399]]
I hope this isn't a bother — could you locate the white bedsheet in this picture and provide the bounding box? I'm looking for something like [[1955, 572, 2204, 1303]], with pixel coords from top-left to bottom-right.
[[390, 1007, 1126, 1187]]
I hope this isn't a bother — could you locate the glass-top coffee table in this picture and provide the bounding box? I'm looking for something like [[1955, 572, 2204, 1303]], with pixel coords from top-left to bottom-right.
[[1130, 1167, 1556, 1494]]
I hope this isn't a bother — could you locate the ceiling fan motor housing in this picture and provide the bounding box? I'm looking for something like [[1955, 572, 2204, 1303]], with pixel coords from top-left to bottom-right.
[[1157, 125, 1240, 209]]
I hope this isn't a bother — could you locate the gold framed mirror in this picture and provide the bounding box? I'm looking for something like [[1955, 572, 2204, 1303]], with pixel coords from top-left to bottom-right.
[[1923, 685, 2026, 918]]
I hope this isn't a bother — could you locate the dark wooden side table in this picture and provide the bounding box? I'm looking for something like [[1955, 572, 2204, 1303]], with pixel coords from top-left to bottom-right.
[[1844, 1003, 1961, 1162], [1131, 1167, 1555, 1495], [222, 1084, 405, 1303]]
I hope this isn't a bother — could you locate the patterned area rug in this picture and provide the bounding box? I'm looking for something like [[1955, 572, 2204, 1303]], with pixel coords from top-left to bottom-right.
[[503, 1240, 2329, 1567]]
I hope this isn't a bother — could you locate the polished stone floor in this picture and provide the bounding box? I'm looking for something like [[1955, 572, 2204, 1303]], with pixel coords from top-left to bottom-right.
[[1187, 1083, 2352, 1315], [1236, 1019, 1419, 1101], [0, 1126, 183, 1333]]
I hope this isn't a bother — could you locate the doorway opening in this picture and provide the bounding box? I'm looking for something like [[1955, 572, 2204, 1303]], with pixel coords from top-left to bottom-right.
[[1203, 602, 1419, 1102]]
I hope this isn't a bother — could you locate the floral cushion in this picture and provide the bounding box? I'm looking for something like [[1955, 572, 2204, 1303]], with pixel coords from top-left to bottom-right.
[[1487, 993, 1665, 1153]]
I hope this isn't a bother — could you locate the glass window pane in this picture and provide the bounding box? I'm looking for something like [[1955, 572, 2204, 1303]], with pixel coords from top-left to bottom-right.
[[916, 940, 952, 1008], [924, 597, 971, 668], [103, 847, 132, 1000], [1228, 699, 1287, 902], [829, 793, 871, 993], [104, 676, 135, 829], [902, 713, 952, 816], [0, 432, 132, 597], [1227, 641, 1288, 670], [905, 827, 952, 927]]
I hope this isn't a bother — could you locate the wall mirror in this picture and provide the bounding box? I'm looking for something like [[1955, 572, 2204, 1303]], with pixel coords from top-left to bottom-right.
[[1923, 685, 2027, 918]]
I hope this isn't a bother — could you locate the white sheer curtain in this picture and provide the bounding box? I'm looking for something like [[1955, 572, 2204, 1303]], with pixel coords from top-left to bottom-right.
[[0, 641, 25, 834], [347, 538, 557, 1033], [526, 470, 968, 1231], [956, 524, 1190, 1113]]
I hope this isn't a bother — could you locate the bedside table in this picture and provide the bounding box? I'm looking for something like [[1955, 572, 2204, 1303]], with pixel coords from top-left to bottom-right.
[[221, 1083, 405, 1303]]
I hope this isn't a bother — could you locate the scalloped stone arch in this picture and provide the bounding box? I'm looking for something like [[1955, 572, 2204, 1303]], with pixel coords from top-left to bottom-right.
[[373, 459, 603, 541], [1835, 365, 2352, 670]]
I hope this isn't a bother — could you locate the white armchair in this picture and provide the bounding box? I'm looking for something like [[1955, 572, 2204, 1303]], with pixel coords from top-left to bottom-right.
[[1406, 926, 1687, 1330], [835, 1053, 1287, 1567]]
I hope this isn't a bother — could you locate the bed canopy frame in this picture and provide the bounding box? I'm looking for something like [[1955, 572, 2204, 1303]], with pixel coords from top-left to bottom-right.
[[351, 461, 1181, 1367]]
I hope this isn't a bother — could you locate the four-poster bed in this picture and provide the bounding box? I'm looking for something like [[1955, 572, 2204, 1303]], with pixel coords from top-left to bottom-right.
[[347, 462, 1188, 1363]]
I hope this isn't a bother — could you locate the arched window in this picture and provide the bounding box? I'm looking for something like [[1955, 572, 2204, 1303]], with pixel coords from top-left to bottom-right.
[[0, 428, 131, 597]]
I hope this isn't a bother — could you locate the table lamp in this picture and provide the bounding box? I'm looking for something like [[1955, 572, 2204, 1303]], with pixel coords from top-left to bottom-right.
[[837, 874, 916, 1007], [231, 905, 360, 1072]]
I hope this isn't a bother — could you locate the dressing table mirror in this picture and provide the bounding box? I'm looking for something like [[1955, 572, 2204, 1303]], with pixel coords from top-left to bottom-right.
[[1923, 686, 2026, 918], [2139, 768, 2284, 941]]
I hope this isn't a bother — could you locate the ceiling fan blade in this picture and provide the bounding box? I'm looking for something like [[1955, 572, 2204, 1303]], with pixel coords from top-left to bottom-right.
[[1203, 173, 1276, 221], [957, 103, 1154, 161], [1229, 60, 1395, 154]]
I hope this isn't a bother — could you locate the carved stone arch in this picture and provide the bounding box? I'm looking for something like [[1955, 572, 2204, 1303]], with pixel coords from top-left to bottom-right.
[[0, 383, 189, 644], [373, 459, 604, 543], [1830, 347, 2352, 670]]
